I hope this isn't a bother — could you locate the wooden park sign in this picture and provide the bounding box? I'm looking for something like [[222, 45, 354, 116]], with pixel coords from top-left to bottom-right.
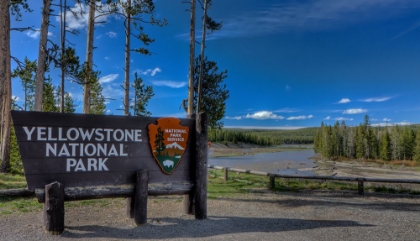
[[11, 110, 208, 234]]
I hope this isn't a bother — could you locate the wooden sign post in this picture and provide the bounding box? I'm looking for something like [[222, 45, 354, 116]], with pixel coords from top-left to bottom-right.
[[11, 111, 208, 234]]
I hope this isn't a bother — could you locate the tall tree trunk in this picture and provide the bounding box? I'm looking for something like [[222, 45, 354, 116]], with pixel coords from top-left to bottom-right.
[[0, 2, 11, 173], [83, 0, 95, 114], [124, 0, 131, 116], [187, 0, 196, 115], [60, 0, 67, 112], [196, 0, 207, 114], [34, 0, 52, 111]]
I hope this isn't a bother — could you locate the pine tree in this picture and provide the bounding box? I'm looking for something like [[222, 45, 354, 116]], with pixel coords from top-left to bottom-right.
[[131, 73, 154, 117], [42, 77, 59, 112], [89, 76, 106, 115], [63, 92, 76, 113], [193, 56, 229, 129], [346, 127, 355, 159], [12, 57, 37, 110], [413, 127, 420, 162], [379, 129, 391, 161], [400, 126, 415, 160], [355, 125, 365, 159]]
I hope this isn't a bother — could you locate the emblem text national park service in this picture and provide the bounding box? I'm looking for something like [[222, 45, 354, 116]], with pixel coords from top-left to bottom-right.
[[148, 118, 189, 174]]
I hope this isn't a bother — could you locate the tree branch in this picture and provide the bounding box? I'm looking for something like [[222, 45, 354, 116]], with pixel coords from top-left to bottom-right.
[[10, 26, 36, 32]]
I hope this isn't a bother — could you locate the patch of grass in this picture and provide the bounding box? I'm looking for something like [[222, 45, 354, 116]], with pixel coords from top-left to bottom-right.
[[208, 169, 270, 199], [208, 169, 420, 198], [0, 196, 42, 215], [0, 173, 27, 190], [366, 185, 420, 195]]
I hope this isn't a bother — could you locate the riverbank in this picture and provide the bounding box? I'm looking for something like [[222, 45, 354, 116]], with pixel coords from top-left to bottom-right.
[[209, 143, 420, 181], [208, 143, 311, 158]]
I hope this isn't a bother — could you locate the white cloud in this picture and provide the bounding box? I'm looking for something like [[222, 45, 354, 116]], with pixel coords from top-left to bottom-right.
[[245, 111, 284, 120], [12, 95, 20, 101], [26, 31, 39, 39], [285, 85, 291, 91], [225, 116, 243, 120], [99, 74, 119, 84], [360, 97, 392, 102], [102, 84, 124, 100], [57, 3, 113, 30], [151, 80, 187, 88], [286, 115, 313, 120], [136, 68, 162, 76], [25, 30, 52, 39], [383, 118, 391, 122], [106, 31, 117, 38], [335, 117, 354, 121], [394, 121, 411, 126], [343, 108, 368, 114], [372, 121, 411, 127], [105, 56, 110, 60], [338, 98, 350, 104], [325, 116, 331, 120]]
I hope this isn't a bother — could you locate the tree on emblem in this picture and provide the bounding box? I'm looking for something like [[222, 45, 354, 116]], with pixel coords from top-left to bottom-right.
[[154, 127, 165, 156]]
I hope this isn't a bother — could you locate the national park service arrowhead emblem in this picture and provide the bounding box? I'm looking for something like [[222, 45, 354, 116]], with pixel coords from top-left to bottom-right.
[[148, 118, 189, 175]]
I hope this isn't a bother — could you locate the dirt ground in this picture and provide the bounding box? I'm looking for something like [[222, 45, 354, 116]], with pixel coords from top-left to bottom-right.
[[1, 191, 420, 241]]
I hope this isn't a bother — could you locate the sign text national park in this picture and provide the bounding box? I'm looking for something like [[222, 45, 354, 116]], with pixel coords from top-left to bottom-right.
[[11, 111, 195, 190]]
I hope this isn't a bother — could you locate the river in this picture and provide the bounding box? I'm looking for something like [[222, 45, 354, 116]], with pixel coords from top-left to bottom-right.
[[208, 149, 317, 175]]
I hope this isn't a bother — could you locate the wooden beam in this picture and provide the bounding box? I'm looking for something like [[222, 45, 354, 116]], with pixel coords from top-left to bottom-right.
[[43, 182, 64, 235], [134, 169, 148, 226], [194, 113, 207, 220], [35, 182, 194, 203]]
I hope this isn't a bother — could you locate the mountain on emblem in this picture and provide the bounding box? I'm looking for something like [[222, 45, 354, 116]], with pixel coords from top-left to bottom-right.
[[148, 118, 189, 175], [166, 142, 184, 150]]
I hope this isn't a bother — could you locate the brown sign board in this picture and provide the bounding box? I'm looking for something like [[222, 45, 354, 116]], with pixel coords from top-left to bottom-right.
[[11, 111, 195, 190]]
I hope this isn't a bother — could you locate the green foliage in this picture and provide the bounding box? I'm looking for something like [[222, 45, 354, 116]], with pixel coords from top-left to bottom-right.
[[64, 93, 76, 113], [131, 73, 154, 116], [209, 128, 316, 146], [113, 0, 167, 54], [194, 56, 229, 129], [379, 130, 391, 161], [58, 47, 83, 84], [315, 115, 420, 161], [10, 0, 32, 21], [12, 57, 37, 111], [42, 76, 59, 112], [413, 127, 420, 162], [9, 126, 23, 174], [89, 73, 106, 115]]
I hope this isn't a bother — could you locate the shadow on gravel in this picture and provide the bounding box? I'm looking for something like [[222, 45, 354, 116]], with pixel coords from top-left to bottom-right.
[[213, 192, 420, 212], [63, 216, 371, 239]]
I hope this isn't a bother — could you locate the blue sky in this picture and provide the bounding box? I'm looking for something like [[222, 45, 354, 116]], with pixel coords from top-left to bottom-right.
[[10, 0, 420, 129]]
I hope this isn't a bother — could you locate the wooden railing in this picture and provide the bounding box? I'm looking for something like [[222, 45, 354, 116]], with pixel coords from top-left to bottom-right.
[[2, 165, 420, 197], [208, 165, 420, 195]]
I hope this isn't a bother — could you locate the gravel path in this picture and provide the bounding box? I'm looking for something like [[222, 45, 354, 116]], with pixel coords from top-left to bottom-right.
[[1, 191, 419, 241]]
